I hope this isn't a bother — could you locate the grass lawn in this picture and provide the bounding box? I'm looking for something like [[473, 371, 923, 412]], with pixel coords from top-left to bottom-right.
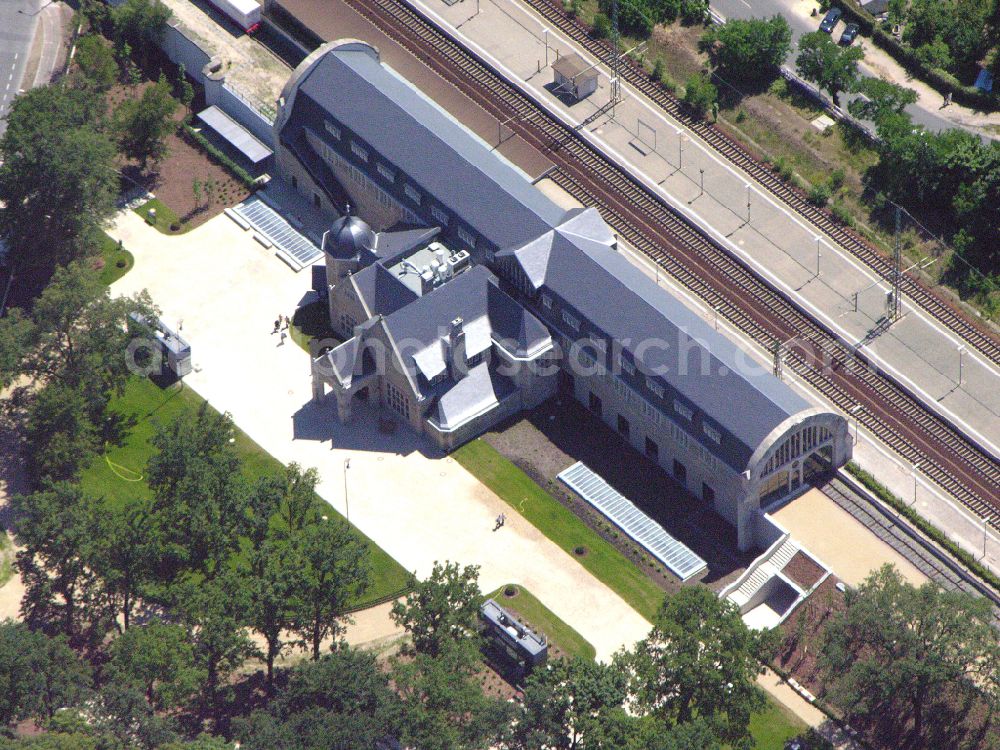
[[748, 697, 809, 749], [486, 584, 596, 662], [97, 232, 134, 286], [134, 197, 185, 235], [454, 439, 663, 622], [78, 376, 412, 607]]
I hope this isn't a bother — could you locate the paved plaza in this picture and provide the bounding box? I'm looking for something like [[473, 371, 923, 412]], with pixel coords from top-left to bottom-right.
[[404, 0, 1000, 462], [108, 210, 652, 662]]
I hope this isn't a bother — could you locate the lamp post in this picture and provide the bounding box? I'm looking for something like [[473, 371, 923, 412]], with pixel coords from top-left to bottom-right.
[[912, 462, 920, 505], [850, 403, 861, 445], [676, 127, 684, 171], [958, 345, 966, 387], [814, 235, 822, 278], [343, 457, 351, 522], [745, 183, 751, 224], [698, 168, 704, 199], [543, 28, 549, 68]]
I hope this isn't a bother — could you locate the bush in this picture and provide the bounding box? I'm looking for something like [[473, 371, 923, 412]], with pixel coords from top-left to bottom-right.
[[830, 200, 854, 225], [683, 73, 718, 118], [808, 182, 832, 206], [592, 13, 612, 39], [828, 168, 846, 191], [651, 57, 665, 82], [181, 125, 256, 189]]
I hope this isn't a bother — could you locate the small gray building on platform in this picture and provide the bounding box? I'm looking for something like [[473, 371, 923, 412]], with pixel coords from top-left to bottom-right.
[[552, 51, 598, 101]]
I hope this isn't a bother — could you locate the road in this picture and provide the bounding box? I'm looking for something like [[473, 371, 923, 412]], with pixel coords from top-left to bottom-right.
[[709, 0, 978, 137], [0, 0, 43, 136]]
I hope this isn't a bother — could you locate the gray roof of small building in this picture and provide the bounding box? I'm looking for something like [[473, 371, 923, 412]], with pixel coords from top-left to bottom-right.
[[430, 361, 516, 431], [351, 263, 419, 319], [286, 44, 567, 251], [552, 52, 596, 80], [197, 105, 272, 164]]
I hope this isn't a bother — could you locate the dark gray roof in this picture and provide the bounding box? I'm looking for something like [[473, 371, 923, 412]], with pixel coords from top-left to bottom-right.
[[288, 45, 566, 251], [351, 263, 418, 318], [196, 105, 272, 164], [487, 281, 550, 358], [528, 232, 811, 457], [324, 214, 376, 259], [374, 226, 440, 262]]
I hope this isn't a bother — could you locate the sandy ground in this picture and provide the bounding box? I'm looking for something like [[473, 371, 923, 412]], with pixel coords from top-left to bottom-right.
[[758, 666, 826, 727], [771, 488, 927, 587], [107, 209, 652, 662]]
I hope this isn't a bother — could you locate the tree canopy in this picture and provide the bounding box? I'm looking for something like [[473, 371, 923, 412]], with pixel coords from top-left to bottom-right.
[[113, 74, 178, 168], [700, 16, 792, 79], [821, 565, 1000, 746], [390, 560, 482, 659], [795, 31, 864, 105]]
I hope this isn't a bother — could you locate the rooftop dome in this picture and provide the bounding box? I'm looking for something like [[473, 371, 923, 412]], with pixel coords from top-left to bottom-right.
[[323, 213, 376, 259]]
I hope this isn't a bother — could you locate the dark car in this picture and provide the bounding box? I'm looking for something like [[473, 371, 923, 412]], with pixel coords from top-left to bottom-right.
[[819, 6, 842, 32], [840, 22, 860, 44]]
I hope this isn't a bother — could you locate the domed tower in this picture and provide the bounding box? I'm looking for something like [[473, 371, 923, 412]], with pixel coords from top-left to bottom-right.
[[322, 210, 377, 290]]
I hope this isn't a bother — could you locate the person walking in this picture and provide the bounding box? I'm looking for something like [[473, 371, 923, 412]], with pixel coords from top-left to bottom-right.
[[279, 330, 287, 346], [500, 513, 506, 527], [273, 318, 281, 333]]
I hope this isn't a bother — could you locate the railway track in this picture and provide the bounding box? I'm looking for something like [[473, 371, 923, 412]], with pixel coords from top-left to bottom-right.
[[340, 0, 1000, 522], [824, 474, 1000, 608], [518, 0, 1000, 367]]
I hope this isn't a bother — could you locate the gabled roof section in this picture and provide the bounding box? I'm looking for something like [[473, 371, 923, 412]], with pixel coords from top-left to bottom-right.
[[351, 263, 419, 319], [487, 281, 551, 358], [284, 42, 567, 251], [540, 238, 812, 459], [430, 362, 516, 431]]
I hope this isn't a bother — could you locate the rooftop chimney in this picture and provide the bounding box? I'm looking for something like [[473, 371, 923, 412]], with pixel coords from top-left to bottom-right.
[[448, 317, 467, 380]]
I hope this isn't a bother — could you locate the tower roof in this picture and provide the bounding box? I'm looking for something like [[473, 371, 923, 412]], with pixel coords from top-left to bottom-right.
[[323, 214, 376, 260]]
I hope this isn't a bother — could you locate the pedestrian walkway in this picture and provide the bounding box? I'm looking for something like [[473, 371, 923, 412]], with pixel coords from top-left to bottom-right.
[[404, 0, 1000, 463], [107, 210, 652, 662]]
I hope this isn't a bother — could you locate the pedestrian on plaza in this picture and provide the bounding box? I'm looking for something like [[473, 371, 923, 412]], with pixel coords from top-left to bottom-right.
[[273, 319, 280, 333], [279, 331, 287, 346], [493, 514, 502, 531], [500, 513, 506, 527]]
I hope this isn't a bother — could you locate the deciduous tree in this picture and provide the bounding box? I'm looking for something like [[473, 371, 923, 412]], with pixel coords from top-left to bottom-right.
[[390, 560, 481, 659], [113, 74, 178, 169], [795, 31, 864, 105], [848, 77, 918, 123], [821, 564, 1000, 745], [700, 16, 792, 79], [105, 622, 204, 711]]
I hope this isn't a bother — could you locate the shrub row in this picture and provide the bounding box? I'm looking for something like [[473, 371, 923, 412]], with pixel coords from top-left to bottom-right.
[[844, 461, 1000, 594], [180, 124, 258, 190], [830, 0, 998, 111]]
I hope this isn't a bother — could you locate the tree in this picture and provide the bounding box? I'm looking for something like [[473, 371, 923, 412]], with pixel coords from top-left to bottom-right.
[[174, 571, 258, 716], [105, 622, 204, 711], [86, 503, 157, 631], [12, 482, 104, 634], [0, 621, 91, 727], [393, 647, 511, 750], [0, 86, 118, 277], [237, 648, 401, 749], [147, 407, 249, 579], [113, 74, 179, 169], [512, 657, 632, 749], [111, 0, 171, 50], [289, 518, 370, 660], [795, 31, 864, 105], [700, 16, 791, 79], [73, 35, 119, 91], [175, 63, 194, 112], [91, 682, 177, 750], [592, 13, 612, 39], [821, 565, 1000, 745], [0, 309, 33, 389], [683, 73, 717, 119], [390, 560, 481, 659], [245, 538, 299, 685], [622, 586, 774, 748], [848, 77, 918, 123]]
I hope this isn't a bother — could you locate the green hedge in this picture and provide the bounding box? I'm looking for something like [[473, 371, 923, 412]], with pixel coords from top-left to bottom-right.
[[844, 462, 1000, 594], [831, 0, 998, 111], [181, 124, 258, 189]]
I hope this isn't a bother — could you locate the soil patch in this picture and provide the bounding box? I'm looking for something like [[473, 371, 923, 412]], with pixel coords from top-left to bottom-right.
[[482, 394, 755, 593], [782, 550, 826, 590]]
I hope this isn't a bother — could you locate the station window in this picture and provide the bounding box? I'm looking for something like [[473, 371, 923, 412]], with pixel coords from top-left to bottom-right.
[[588, 392, 602, 416], [619, 355, 635, 376], [561, 310, 580, 332], [457, 226, 476, 248], [645, 437, 658, 461], [386, 382, 410, 419], [404, 183, 421, 205], [350, 141, 369, 162], [324, 121, 341, 139], [541, 293, 553, 310], [703, 423, 722, 444], [645, 377, 663, 398], [673, 399, 693, 421], [377, 162, 395, 182], [431, 205, 450, 226]]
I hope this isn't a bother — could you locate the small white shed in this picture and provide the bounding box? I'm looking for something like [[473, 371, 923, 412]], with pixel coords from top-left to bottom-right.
[[552, 52, 598, 101]]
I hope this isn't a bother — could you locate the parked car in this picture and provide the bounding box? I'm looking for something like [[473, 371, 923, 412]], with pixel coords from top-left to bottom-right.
[[819, 7, 842, 32], [840, 22, 860, 44]]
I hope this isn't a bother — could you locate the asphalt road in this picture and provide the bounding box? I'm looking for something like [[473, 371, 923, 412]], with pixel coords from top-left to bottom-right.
[[0, 0, 46, 137], [709, 0, 973, 136]]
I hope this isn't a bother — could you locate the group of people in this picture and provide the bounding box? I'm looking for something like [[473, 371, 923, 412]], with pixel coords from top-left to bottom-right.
[[273, 314, 291, 345]]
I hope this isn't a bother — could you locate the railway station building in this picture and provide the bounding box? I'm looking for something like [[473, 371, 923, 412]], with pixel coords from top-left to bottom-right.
[[273, 40, 852, 551]]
